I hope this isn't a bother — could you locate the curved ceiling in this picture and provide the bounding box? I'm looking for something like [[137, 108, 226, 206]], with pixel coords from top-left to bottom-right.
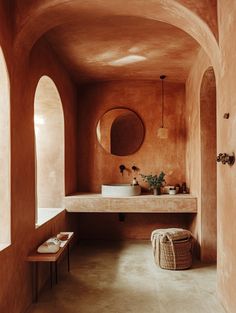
[[15, 0, 219, 82], [45, 15, 200, 83]]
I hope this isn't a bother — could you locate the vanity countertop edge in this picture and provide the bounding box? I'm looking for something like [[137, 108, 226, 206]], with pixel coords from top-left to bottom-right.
[[64, 193, 197, 213]]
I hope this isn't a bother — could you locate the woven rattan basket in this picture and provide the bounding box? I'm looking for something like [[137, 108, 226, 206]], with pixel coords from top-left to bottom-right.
[[157, 237, 193, 270]]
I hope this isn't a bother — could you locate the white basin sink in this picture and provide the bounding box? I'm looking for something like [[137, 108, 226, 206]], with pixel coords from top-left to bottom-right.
[[101, 184, 141, 197]]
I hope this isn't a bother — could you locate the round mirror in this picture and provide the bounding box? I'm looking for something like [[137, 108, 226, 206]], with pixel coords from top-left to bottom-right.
[[96, 108, 145, 156]]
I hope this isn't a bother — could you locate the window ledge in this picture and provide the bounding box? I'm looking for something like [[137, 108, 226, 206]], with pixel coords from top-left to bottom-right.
[[36, 208, 65, 229], [0, 242, 11, 252]]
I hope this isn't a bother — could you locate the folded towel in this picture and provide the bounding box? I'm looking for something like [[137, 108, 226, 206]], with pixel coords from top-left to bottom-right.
[[151, 228, 191, 243]]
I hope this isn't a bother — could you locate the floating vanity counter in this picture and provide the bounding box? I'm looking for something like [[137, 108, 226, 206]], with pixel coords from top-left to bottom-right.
[[64, 193, 197, 213]]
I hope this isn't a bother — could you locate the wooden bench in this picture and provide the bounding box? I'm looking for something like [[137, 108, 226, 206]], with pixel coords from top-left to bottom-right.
[[27, 232, 74, 302]]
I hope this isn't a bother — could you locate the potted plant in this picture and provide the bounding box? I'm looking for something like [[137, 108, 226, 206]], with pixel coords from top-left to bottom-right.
[[140, 172, 166, 195]]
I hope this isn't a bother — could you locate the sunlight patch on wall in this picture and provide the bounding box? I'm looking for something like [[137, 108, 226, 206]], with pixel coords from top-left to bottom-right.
[[108, 55, 146, 66], [0, 47, 11, 250]]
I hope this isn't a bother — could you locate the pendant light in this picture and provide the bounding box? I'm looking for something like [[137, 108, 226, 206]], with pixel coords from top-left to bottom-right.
[[157, 75, 168, 139]]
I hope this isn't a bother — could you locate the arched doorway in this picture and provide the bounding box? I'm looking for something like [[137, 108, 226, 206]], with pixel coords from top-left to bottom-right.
[[200, 67, 217, 262]]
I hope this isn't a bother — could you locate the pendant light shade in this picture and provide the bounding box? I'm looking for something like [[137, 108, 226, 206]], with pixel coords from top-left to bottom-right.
[[157, 75, 168, 139]]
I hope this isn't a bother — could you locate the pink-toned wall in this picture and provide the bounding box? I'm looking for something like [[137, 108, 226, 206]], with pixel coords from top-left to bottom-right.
[[217, 1, 236, 312], [0, 16, 79, 313], [77, 80, 187, 192]]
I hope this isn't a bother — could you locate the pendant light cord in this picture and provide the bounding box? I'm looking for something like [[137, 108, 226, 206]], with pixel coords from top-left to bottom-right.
[[160, 75, 166, 128], [161, 78, 164, 128]]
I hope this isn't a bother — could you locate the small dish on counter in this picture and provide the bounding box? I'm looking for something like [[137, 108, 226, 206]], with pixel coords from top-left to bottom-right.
[[169, 188, 177, 195], [163, 186, 179, 194]]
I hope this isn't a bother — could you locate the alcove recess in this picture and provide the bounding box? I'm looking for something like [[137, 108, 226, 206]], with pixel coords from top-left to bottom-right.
[[75, 81, 187, 192], [64, 80, 197, 216]]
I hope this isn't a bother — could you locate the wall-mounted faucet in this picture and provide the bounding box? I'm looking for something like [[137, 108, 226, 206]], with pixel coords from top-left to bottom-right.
[[119, 164, 126, 175], [217, 153, 235, 166], [131, 165, 139, 172]]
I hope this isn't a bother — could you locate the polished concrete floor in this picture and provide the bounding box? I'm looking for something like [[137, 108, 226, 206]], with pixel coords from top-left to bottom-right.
[[27, 241, 226, 313]]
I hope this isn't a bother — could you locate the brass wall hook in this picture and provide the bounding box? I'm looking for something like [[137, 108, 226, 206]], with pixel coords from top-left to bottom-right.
[[216, 153, 235, 166]]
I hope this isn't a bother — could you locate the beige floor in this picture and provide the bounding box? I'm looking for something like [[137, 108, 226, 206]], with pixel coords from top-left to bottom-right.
[[27, 241, 226, 313]]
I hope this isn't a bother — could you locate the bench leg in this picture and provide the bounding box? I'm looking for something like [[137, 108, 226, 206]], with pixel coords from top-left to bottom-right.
[[67, 244, 70, 272], [50, 262, 53, 288], [33, 262, 38, 303], [55, 261, 58, 284]]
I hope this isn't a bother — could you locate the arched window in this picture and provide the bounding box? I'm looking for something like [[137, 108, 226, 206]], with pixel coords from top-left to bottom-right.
[[34, 76, 64, 225], [0, 47, 11, 250]]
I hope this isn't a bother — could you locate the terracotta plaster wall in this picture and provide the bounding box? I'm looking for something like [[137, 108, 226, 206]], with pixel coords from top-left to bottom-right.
[[176, 0, 218, 40], [186, 49, 212, 196], [186, 49, 217, 263], [0, 36, 79, 313], [217, 1, 236, 312], [200, 68, 216, 262], [185, 49, 212, 250], [75, 80, 188, 240], [77, 213, 196, 240], [77, 80, 186, 193], [29, 40, 79, 197]]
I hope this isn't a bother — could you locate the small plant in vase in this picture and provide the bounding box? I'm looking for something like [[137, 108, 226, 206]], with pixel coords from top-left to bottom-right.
[[140, 172, 166, 195]]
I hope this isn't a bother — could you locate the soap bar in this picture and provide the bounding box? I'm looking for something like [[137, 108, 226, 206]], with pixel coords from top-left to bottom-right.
[[37, 237, 60, 253]]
